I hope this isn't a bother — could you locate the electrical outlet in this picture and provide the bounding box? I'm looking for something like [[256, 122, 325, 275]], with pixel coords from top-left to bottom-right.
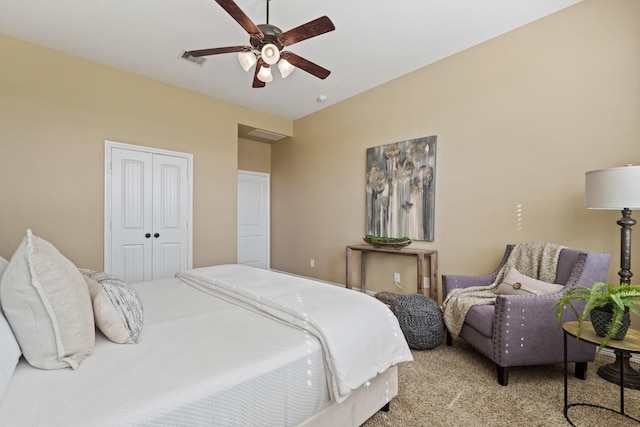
[[310, 259, 315, 268], [394, 272, 400, 282]]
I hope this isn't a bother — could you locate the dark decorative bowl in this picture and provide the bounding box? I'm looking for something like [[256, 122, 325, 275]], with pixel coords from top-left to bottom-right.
[[363, 237, 412, 249]]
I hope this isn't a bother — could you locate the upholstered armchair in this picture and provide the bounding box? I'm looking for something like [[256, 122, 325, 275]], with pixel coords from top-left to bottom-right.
[[442, 245, 611, 386]]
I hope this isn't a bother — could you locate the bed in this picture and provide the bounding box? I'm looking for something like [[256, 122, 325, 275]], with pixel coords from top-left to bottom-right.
[[0, 230, 412, 426]]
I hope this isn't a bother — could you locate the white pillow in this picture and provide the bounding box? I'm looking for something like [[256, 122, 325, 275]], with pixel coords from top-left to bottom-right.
[[80, 270, 144, 344], [0, 256, 8, 279], [495, 268, 565, 296], [0, 312, 21, 403], [0, 230, 95, 370], [0, 256, 8, 316], [0, 255, 22, 403]]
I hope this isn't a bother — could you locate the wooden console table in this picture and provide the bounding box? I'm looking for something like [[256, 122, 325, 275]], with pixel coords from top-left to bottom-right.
[[345, 245, 438, 301]]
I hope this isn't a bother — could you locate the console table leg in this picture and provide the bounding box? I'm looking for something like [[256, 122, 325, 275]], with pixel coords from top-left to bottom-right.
[[360, 253, 368, 293], [430, 253, 438, 302], [417, 254, 424, 296], [345, 247, 353, 290]]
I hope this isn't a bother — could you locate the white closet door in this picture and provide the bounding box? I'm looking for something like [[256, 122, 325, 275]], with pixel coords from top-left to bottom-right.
[[152, 154, 189, 280], [111, 148, 154, 283], [108, 143, 191, 283]]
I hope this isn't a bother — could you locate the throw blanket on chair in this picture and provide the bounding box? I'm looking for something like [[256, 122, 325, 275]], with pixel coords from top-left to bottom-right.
[[442, 241, 563, 337]]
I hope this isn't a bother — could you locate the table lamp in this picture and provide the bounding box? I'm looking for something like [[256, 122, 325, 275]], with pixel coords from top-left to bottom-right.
[[585, 164, 640, 388]]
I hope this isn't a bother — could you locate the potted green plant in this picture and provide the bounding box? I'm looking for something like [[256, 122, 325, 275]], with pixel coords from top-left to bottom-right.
[[553, 282, 640, 349]]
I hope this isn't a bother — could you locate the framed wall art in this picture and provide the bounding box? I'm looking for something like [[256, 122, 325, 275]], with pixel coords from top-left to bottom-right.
[[365, 135, 436, 241]]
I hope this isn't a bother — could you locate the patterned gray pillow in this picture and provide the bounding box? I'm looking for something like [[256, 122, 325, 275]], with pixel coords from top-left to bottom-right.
[[79, 269, 144, 344]]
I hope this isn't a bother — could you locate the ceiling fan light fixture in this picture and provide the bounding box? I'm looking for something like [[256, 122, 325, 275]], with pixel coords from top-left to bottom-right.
[[277, 58, 295, 79], [261, 43, 280, 65], [257, 64, 273, 83], [238, 51, 257, 71]]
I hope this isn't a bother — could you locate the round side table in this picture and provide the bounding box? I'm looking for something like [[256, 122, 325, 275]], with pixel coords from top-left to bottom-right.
[[563, 321, 640, 426]]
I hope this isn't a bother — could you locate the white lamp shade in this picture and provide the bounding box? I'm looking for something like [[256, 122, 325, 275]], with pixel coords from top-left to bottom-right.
[[260, 44, 280, 65], [277, 58, 295, 78], [257, 64, 273, 83], [585, 165, 640, 209], [238, 52, 257, 71]]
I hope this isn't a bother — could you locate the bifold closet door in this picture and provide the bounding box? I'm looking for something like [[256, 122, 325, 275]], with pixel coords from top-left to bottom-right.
[[110, 147, 188, 283]]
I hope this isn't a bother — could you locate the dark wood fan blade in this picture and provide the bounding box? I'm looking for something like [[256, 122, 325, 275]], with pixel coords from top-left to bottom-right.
[[280, 51, 330, 79], [252, 58, 266, 88], [186, 46, 252, 57], [277, 16, 335, 47], [215, 0, 263, 40]]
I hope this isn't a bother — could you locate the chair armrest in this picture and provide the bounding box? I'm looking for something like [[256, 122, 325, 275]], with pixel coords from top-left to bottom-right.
[[494, 293, 566, 328], [492, 293, 593, 366]]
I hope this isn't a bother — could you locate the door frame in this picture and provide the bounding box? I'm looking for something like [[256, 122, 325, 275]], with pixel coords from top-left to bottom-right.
[[104, 140, 194, 275], [237, 170, 270, 269]]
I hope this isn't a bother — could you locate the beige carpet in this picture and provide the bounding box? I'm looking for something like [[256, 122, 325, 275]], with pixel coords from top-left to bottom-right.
[[363, 338, 640, 427]]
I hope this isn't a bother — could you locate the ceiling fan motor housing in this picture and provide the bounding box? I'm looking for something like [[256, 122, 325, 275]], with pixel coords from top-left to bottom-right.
[[251, 24, 284, 51]]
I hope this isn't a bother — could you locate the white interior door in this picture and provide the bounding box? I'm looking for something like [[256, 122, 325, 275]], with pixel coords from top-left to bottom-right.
[[151, 153, 189, 280], [237, 171, 269, 269], [106, 141, 192, 283], [110, 148, 154, 283]]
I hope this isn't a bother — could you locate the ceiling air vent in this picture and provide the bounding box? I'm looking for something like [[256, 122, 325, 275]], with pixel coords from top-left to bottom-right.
[[247, 128, 287, 142], [180, 51, 207, 66]]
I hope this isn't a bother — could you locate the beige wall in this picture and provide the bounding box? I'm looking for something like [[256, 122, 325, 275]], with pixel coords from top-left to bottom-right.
[[0, 34, 290, 271], [238, 138, 271, 173], [2, 0, 639, 326], [271, 0, 640, 307]]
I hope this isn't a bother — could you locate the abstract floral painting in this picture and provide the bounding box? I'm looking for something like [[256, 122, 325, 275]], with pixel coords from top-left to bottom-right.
[[366, 136, 437, 241]]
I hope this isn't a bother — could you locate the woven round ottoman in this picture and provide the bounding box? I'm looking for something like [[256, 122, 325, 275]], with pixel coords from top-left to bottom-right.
[[392, 294, 444, 350]]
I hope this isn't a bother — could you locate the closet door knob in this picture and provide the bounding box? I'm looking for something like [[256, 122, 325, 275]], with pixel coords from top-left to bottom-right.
[[154, 233, 160, 238], [145, 233, 151, 238]]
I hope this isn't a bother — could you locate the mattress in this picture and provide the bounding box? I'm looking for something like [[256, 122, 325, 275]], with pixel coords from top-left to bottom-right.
[[0, 277, 331, 426]]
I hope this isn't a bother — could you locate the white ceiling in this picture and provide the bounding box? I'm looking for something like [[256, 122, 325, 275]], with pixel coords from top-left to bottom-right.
[[0, 0, 582, 120]]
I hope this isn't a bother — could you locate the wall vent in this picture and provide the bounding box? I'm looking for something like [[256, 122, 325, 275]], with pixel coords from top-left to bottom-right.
[[247, 128, 287, 141], [180, 51, 207, 66]]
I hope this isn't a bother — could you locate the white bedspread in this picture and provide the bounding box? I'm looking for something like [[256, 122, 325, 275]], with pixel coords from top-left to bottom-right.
[[0, 277, 331, 426], [176, 265, 413, 403]]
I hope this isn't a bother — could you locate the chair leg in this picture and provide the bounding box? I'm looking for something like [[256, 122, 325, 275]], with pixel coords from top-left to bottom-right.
[[574, 362, 588, 380], [446, 329, 452, 346], [497, 365, 509, 386]]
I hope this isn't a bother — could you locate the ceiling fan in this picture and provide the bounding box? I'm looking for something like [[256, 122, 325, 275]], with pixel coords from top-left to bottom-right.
[[184, 0, 335, 88]]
